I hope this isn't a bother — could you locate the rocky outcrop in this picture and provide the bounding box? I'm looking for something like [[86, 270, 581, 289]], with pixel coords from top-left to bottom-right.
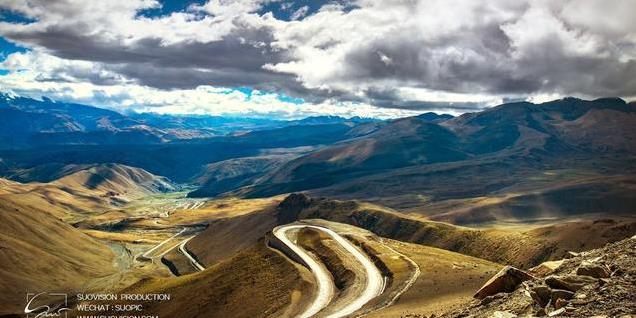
[[276, 193, 313, 224], [576, 261, 610, 278], [440, 236, 636, 318], [529, 285, 551, 307], [473, 266, 535, 299], [545, 275, 597, 292], [529, 259, 564, 277]]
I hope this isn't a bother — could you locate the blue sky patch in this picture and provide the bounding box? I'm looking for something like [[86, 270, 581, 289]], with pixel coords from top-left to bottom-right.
[[278, 94, 305, 105], [0, 37, 27, 59], [136, 0, 208, 18], [0, 9, 36, 24]]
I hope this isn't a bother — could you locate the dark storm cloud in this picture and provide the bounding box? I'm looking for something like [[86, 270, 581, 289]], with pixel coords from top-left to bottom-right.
[[360, 87, 483, 111], [507, 38, 636, 98], [1, 19, 311, 93], [339, 22, 631, 97]]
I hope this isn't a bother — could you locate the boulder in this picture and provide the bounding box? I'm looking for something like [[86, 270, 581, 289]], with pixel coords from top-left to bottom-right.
[[545, 275, 597, 292], [474, 266, 535, 299], [530, 259, 565, 277], [576, 262, 610, 278]]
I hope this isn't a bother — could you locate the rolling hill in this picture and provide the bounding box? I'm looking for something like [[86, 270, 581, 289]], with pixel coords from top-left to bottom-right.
[[0, 163, 175, 220], [267, 194, 636, 268], [119, 193, 635, 318], [0, 163, 182, 314], [0, 187, 117, 315]]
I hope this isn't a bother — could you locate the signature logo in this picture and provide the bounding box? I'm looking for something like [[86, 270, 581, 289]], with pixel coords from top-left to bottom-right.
[[25, 292, 70, 318]]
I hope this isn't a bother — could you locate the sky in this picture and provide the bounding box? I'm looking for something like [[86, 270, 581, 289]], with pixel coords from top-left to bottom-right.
[[0, 0, 635, 119]]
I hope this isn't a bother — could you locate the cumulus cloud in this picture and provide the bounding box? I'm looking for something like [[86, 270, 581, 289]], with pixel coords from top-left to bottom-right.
[[268, 0, 636, 101], [0, 0, 634, 116]]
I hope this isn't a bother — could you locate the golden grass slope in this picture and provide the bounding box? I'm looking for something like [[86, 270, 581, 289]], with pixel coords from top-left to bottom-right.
[[0, 163, 175, 220], [75, 243, 314, 318], [0, 163, 177, 314], [277, 194, 636, 268], [0, 198, 116, 315], [366, 240, 502, 317]]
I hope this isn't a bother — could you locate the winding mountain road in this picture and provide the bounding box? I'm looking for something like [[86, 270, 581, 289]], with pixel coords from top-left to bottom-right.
[[179, 237, 205, 271], [140, 228, 186, 260], [273, 224, 384, 318], [139, 226, 207, 275]]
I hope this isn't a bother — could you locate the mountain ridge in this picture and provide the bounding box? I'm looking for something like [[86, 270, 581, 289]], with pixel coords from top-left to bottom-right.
[[0, 93, 384, 147]]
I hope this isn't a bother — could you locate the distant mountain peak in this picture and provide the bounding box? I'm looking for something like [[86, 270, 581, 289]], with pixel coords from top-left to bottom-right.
[[0, 90, 19, 100], [592, 97, 626, 105], [41, 96, 55, 103], [416, 112, 454, 122]]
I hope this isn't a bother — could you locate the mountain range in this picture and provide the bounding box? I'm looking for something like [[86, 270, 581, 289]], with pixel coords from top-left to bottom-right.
[[0, 93, 378, 147], [216, 98, 635, 224], [0, 93, 635, 317], [1, 94, 634, 226]]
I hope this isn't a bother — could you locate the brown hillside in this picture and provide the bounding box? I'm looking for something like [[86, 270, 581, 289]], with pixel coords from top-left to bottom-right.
[[83, 244, 313, 318], [0, 199, 116, 315], [0, 164, 175, 220], [275, 194, 636, 268]]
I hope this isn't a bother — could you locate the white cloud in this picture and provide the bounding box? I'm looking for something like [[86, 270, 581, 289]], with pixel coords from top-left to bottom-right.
[[290, 6, 309, 21], [0, 50, 420, 119], [0, 0, 635, 116]]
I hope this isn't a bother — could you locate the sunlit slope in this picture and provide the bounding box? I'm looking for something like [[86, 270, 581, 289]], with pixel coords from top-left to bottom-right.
[[0, 199, 116, 315], [273, 194, 635, 268], [0, 164, 175, 220]]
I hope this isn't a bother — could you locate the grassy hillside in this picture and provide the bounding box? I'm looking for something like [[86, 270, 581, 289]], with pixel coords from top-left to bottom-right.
[[0, 199, 116, 315], [188, 155, 297, 198], [0, 164, 175, 221], [82, 244, 313, 318], [425, 174, 636, 224]]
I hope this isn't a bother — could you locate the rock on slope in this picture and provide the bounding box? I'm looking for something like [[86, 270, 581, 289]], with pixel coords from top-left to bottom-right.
[[441, 236, 636, 317]]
